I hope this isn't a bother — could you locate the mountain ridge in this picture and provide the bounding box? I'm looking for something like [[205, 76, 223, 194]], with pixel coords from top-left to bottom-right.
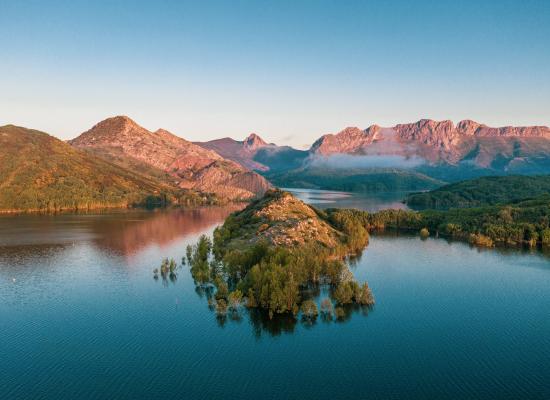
[[0, 124, 214, 213], [70, 116, 271, 200]]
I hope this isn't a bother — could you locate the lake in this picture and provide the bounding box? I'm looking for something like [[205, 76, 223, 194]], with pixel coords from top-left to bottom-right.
[[285, 188, 410, 211], [1, 193, 550, 399]]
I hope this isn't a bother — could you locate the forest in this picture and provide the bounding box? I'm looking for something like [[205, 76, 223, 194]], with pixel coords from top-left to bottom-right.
[[406, 175, 550, 210]]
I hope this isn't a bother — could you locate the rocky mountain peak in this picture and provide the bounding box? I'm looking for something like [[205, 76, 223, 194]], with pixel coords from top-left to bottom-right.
[[243, 133, 268, 150]]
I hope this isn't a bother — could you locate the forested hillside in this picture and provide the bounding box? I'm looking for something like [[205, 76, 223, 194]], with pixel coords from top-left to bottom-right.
[[406, 175, 550, 209], [0, 125, 212, 212]]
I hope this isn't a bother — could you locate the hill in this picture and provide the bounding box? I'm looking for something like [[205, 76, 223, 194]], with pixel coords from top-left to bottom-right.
[[367, 195, 550, 248], [213, 189, 346, 249], [185, 190, 374, 318], [70, 116, 271, 200], [406, 175, 550, 209], [0, 125, 212, 212], [264, 167, 443, 192]]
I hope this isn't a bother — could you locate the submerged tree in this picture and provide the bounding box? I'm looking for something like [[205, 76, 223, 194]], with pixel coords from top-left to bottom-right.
[[320, 298, 334, 319], [300, 300, 318, 322], [228, 290, 243, 311]]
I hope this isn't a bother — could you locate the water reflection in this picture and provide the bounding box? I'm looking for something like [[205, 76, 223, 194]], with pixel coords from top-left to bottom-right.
[[90, 206, 242, 256], [0, 206, 242, 261]]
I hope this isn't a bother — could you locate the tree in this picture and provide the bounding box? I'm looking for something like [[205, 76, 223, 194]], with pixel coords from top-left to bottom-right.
[[216, 298, 228, 316], [228, 290, 243, 311], [357, 283, 375, 305], [214, 277, 229, 300], [246, 288, 257, 308], [320, 298, 334, 318], [542, 228, 550, 247], [333, 281, 355, 305], [300, 300, 318, 322]]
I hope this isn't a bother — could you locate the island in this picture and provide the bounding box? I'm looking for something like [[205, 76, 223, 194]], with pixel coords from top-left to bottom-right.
[[185, 189, 375, 319]]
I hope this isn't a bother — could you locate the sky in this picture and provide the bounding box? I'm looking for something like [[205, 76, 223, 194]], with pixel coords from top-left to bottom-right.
[[1, 0, 549, 148]]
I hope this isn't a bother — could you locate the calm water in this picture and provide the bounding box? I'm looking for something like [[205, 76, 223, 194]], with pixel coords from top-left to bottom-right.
[[1, 195, 550, 399], [285, 188, 410, 211]]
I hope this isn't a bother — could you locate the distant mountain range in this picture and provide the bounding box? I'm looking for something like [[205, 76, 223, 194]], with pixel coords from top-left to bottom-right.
[[196, 119, 550, 192], [1, 116, 550, 212], [196, 134, 308, 172], [310, 119, 550, 168]]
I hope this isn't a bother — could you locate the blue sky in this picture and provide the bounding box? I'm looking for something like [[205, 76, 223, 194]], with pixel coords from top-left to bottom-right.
[[1, 0, 549, 148]]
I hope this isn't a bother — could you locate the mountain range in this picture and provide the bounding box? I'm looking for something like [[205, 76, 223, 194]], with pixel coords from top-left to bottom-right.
[[195, 118, 550, 192], [1, 116, 550, 212]]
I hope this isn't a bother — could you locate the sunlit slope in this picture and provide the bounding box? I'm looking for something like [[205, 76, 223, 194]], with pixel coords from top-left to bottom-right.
[[0, 125, 178, 212]]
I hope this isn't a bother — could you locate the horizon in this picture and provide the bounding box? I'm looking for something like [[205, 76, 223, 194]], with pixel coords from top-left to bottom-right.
[[5, 114, 550, 151], [2, 0, 549, 147]]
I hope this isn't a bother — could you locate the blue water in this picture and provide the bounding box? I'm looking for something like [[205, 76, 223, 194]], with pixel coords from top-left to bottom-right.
[[1, 206, 550, 399]]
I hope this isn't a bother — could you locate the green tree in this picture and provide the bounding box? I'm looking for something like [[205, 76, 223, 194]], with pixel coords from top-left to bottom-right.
[[228, 290, 243, 311], [300, 300, 318, 321]]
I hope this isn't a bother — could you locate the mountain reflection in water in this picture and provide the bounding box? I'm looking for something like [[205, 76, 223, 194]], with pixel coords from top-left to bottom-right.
[[0, 205, 243, 260]]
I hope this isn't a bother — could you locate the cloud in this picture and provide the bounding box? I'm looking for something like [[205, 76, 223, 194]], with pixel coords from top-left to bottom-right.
[[306, 154, 426, 169]]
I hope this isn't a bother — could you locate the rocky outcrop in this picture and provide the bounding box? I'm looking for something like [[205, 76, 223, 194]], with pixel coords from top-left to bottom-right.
[[223, 189, 344, 248], [70, 116, 271, 200], [243, 133, 268, 151]]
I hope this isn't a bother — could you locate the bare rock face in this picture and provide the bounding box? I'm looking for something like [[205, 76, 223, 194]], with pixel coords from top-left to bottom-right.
[[456, 120, 550, 138], [309, 119, 550, 169], [70, 116, 271, 200], [310, 125, 381, 155], [394, 119, 459, 150]]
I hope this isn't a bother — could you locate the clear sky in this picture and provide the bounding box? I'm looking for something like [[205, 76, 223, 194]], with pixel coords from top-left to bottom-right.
[[1, 0, 549, 148]]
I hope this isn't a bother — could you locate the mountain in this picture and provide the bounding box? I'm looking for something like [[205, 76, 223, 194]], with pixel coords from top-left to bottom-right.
[[196, 133, 308, 172], [70, 116, 271, 200], [0, 125, 208, 213], [310, 119, 550, 170]]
